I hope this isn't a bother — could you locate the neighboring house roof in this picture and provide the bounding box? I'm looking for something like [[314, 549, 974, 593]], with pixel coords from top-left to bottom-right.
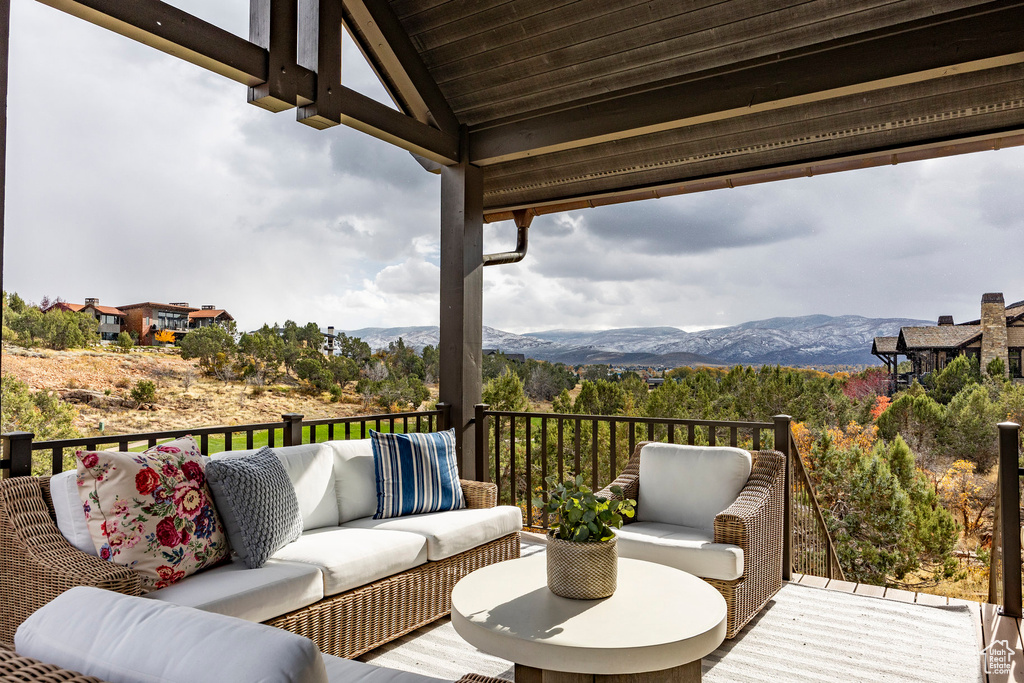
[[84, 304, 125, 317], [49, 302, 85, 312], [898, 326, 981, 350], [117, 302, 197, 312], [871, 337, 898, 354], [188, 309, 233, 320]]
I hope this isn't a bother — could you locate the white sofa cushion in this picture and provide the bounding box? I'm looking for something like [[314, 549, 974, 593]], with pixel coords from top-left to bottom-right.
[[330, 439, 379, 523], [342, 506, 523, 561], [15, 586, 328, 683], [214, 443, 339, 531], [615, 521, 744, 581], [322, 655, 452, 683], [636, 443, 751, 531], [145, 557, 324, 623], [272, 527, 428, 596], [49, 469, 97, 556]]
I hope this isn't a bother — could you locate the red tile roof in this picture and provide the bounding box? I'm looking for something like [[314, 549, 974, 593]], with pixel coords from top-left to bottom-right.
[[188, 309, 232, 320]]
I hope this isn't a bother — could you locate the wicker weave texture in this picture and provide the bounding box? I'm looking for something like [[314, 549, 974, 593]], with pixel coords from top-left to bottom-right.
[[0, 641, 107, 683], [598, 442, 785, 638], [460, 479, 497, 509], [0, 477, 143, 644], [545, 533, 617, 599]]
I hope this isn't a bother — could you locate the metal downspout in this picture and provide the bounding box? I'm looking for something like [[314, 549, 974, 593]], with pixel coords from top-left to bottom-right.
[[483, 210, 532, 266]]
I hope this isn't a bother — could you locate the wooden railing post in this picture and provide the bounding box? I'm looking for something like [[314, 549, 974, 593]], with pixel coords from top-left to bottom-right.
[[774, 415, 793, 581], [474, 404, 490, 482], [282, 414, 304, 447], [998, 421, 1022, 618], [1, 432, 35, 479], [436, 402, 450, 431]]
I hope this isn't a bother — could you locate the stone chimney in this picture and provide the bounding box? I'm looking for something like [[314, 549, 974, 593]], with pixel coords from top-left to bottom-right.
[[84, 297, 99, 306], [938, 315, 954, 326], [980, 293, 1009, 376]]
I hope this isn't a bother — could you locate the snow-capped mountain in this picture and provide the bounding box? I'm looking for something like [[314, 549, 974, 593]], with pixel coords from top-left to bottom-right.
[[343, 315, 931, 367]]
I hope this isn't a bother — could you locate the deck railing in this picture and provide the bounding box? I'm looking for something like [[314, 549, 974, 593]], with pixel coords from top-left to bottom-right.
[[475, 405, 845, 581], [988, 421, 1023, 617], [0, 406, 448, 479]]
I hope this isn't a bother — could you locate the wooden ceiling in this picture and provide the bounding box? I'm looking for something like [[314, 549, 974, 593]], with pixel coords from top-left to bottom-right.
[[357, 0, 1024, 220], [38, 0, 1024, 222]]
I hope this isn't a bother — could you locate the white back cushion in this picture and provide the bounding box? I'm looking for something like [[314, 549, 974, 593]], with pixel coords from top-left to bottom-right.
[[15, 586, 328, 683], [49, 470, 97, 556], [213, 443, 339, 531], [329, 439, 378, 523], [636, 444, 752, 531]]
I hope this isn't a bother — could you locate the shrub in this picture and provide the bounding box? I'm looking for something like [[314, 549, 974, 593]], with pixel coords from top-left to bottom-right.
[[130, 379, 157, 404], [115, 331, 134, 354]]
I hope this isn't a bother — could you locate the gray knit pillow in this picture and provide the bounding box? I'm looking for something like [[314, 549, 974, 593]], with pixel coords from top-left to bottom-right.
[[205, 447, 302, 569]]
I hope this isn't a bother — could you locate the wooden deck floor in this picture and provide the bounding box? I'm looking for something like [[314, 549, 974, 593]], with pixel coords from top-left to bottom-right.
[[790, 573, 1023, 683]]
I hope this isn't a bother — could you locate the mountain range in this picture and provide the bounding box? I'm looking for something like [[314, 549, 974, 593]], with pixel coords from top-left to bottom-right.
[[343, 314, 930, 368]]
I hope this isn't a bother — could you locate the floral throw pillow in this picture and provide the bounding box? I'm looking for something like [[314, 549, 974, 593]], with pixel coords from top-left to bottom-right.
[[76, 436, 229, 591]]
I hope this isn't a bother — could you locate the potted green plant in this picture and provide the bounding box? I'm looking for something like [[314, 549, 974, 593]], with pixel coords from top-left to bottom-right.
[[534, 474, 636, 599]]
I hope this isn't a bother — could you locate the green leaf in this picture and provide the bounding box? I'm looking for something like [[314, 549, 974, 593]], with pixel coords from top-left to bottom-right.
[[574, 526, 590, 542]]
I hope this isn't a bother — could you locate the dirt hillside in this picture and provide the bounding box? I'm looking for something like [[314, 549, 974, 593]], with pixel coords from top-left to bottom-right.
[[2, 347, 386, 437]]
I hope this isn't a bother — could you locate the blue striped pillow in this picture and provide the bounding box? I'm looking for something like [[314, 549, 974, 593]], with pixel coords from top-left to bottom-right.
[[370, 429, 466, 519]]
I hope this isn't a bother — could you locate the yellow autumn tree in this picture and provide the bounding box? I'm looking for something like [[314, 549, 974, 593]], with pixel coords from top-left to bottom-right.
[[154, 329, 176, 344]]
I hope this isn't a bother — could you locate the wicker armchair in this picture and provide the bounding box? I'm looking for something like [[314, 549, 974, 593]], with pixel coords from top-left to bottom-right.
[[599, 441, 785, 638]]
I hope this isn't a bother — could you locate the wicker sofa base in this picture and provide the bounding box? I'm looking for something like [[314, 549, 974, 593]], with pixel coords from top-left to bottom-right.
[[705, 575, 774, 639], [266, 532, 521, 658]]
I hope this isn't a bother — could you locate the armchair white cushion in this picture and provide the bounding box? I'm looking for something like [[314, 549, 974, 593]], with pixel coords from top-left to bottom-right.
[[635, 443, 752, 531], [615, 522, 743, 581]]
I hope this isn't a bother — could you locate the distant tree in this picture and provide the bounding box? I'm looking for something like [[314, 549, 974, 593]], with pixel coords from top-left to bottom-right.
[[929, 354, 981, 404], [130, 379, 157, 404], [6, 291, 26, 313], [581, 365, 612, 382], [942, 383, 1003, 471], [154, 329, 176, 344], [482, 368, 529, 412], [875, 393, 946, 468], [381, 338, 424, 379], [1, 374, 79, 473], [572, 380, 625, 416], [236, 325, 285, 386], [115, 331, 135, 354], [524, 361, 576, 401], [180, 323, 236, 378], [986, 357, 1006, 379], [421, 345, 439, 384], [336, 333, 372, 365]]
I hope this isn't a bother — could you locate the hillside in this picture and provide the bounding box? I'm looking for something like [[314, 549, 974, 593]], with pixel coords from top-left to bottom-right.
[[1, 348, 374, 437], [347, 314, 931, 367]]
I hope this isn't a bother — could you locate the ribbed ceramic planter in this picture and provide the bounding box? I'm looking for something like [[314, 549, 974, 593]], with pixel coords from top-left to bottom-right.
[[546, 531, 617, 599]]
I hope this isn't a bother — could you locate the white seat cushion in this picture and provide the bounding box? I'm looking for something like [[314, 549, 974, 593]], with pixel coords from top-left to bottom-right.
[[329, 439, 379, 523], [214, 443, 339, 531], [272, 527, 428, 595], [145, 557, 324, 623], [615, 522, 744, 581], [322, 655, 452, 683], [637, 443, 751, 531], [15, 586, 328, 683], [49, 469, 97, 556], [342, 506, 523, 561]]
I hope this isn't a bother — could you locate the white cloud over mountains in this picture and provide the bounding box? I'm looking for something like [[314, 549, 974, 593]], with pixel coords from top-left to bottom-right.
[[5, 1, 1023, 335]]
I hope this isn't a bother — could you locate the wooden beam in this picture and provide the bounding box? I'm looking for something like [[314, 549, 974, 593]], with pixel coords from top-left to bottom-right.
[[342, 0, 458, 136], [469, 3, 1024, 165], [36, 0, 267, 87], [481, 130, 1024, 220], [439, 128, 484, 479], [0, 0, 8, 306], [248, 0, 313, 111]]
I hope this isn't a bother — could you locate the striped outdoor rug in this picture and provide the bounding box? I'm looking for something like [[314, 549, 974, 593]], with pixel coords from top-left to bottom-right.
[[359, 581, 981, 682]]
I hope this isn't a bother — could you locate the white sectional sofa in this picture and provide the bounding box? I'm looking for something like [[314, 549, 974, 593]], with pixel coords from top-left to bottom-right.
[[0, 438, 522, 657]]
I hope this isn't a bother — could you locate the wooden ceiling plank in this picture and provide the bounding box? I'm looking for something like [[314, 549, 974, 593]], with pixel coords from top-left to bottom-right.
[[467, 4, 1024, 165], [36, 0, 266, 87], [398, 0, 551, 43], [446, 0, 981, 118], [482, 63, 1024, 181], [343, 0, 459, 134]]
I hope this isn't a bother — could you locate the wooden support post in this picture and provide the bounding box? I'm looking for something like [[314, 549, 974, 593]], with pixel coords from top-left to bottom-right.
[[998, 421, 1022, 618], [0, 0, 7, 305], [475, 404, 490, 482], [3, 432, 34, 479], [439, 127, 483, 481], [282, 413, 304, 447], [774, 415, 793, 581]]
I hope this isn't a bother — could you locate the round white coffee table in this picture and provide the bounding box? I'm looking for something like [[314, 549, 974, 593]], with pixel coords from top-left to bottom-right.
[[450, 555, 726, 683]]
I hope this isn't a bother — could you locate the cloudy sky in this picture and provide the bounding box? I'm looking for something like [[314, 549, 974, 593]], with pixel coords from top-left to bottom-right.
[[5, 1, 1023, 335]]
